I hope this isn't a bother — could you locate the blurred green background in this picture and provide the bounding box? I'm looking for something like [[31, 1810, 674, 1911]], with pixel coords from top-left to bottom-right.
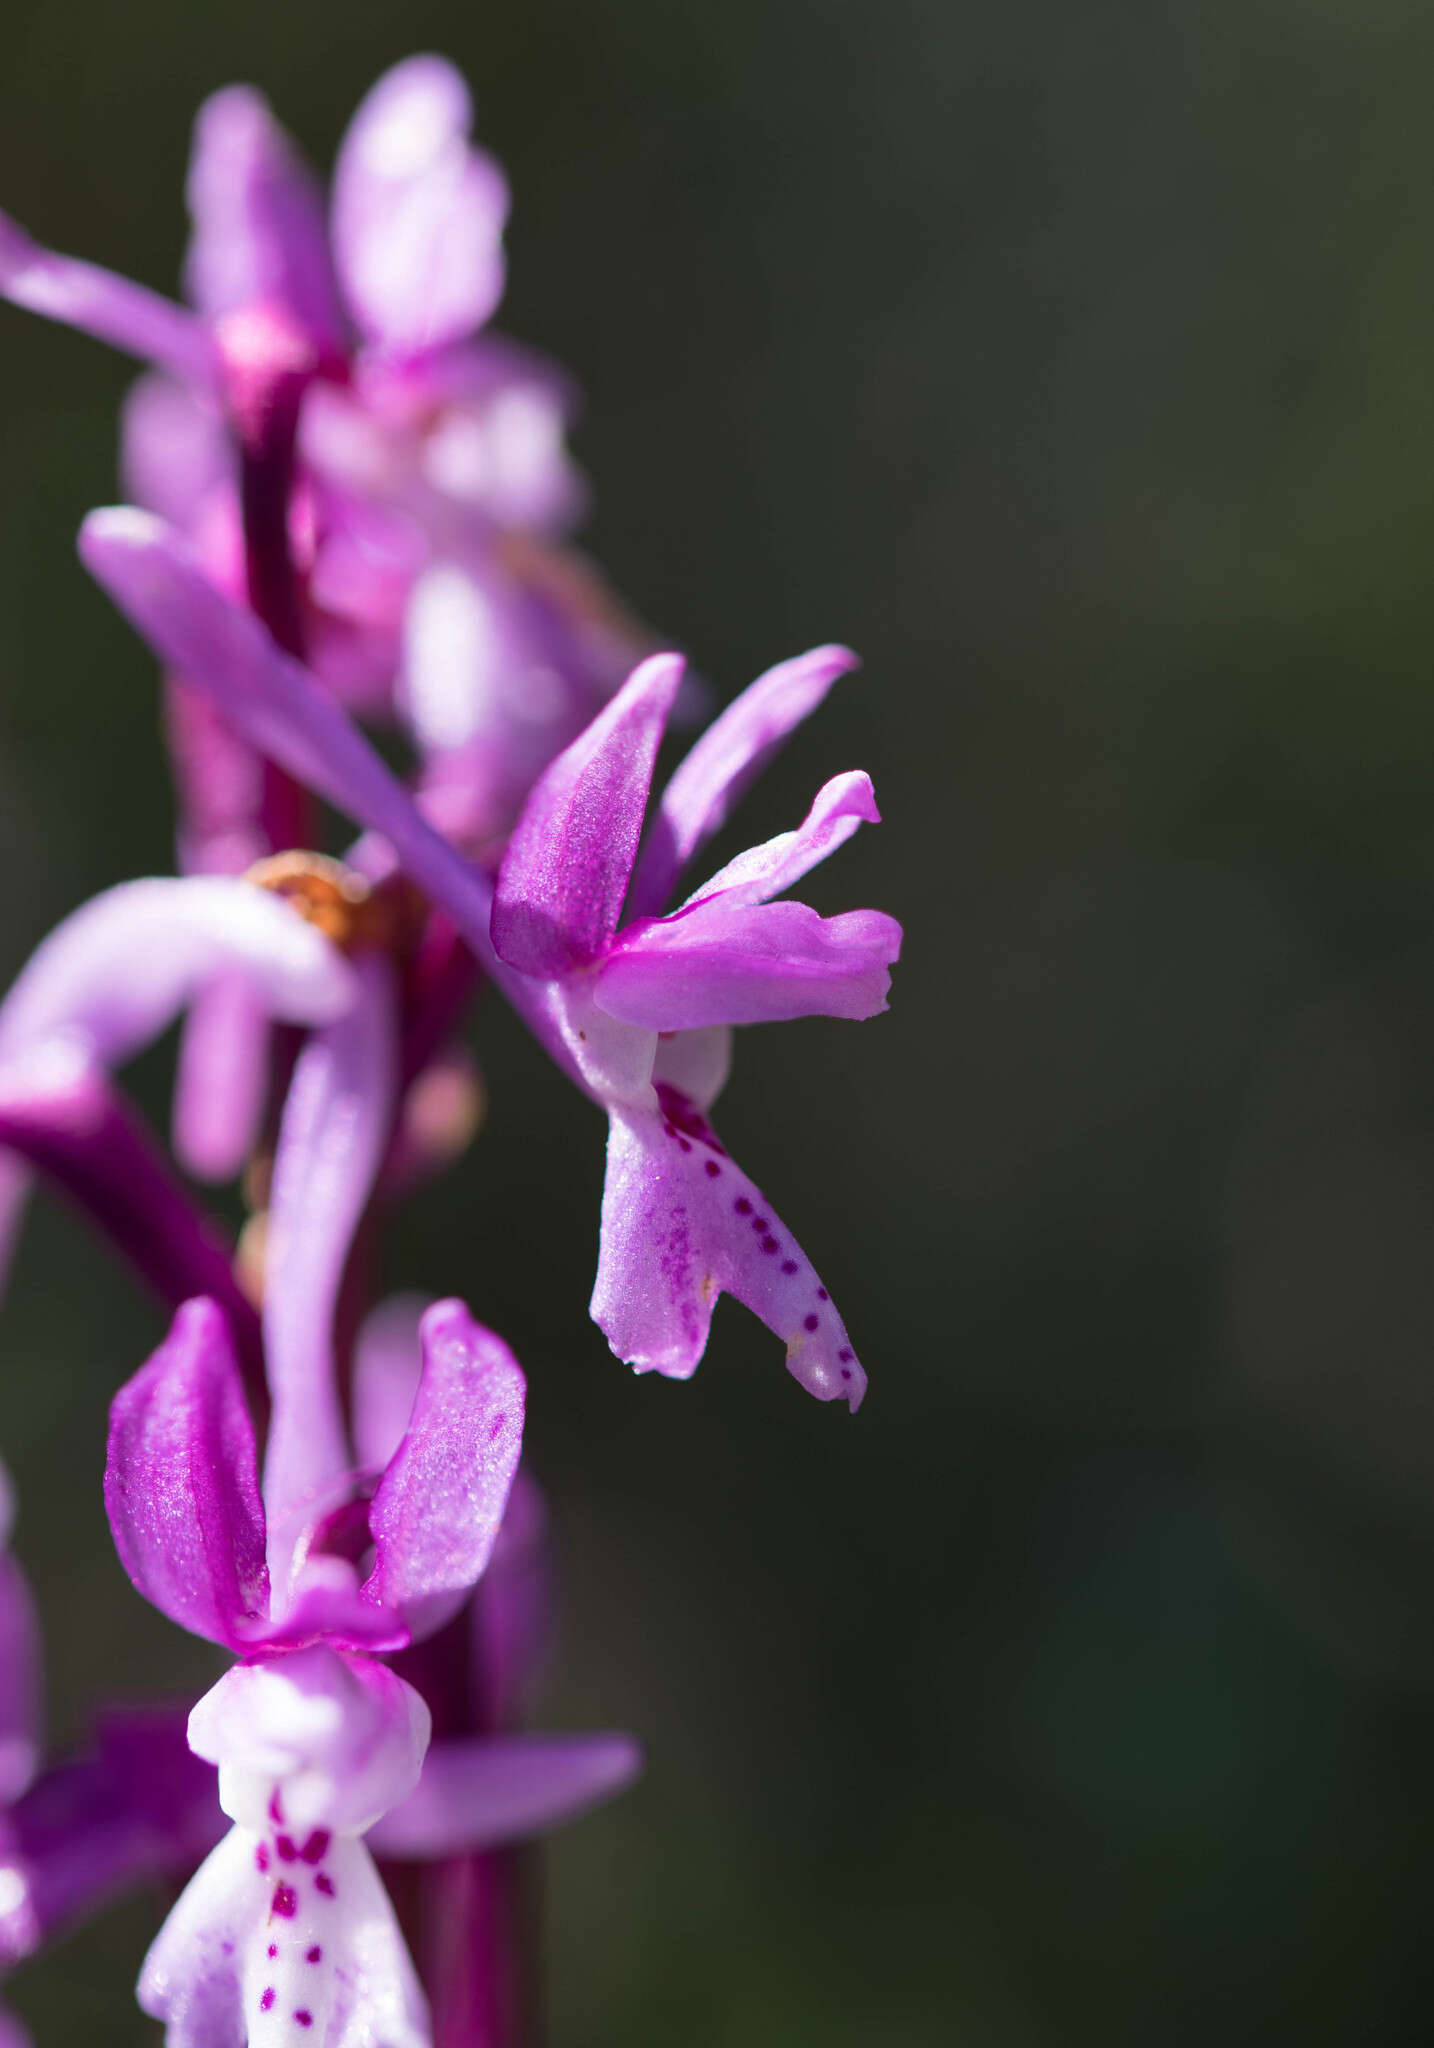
[[5, 0, 1434, 2041]]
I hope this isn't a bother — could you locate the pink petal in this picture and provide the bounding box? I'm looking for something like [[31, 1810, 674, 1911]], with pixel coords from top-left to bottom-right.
[[0, 1710, 222, 1966], [468, 1469, 551, 1728], [120, 372, 232, 529], [352, 1294, 428, 1472], [184, 85, 345, 350], [491, 651, 685, 978], [104, 1298, 270, 1646], [263, 955, 397, 1596], [79, 511, 497, 951], [0, 209, 211, 383], [332, 55, 509, 356], [367, 1731, 642, 1858], [80, 510, 589, 1090], [626, 644, 859, 917], [679, 768, 882, 912], [171, 973, 270, 1183], [595, 901, 902, 1030], [592, 1103, 867, 1407], [363, 1300, 525, 1642], [0, 876, 357, 1073]]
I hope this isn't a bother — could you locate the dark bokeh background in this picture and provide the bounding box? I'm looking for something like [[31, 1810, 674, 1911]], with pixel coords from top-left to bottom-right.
[[5, 1, 1434, 2041]]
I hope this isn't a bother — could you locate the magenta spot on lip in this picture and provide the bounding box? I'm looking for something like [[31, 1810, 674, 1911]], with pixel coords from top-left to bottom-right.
[[306, 1945, 322, 1964], [760, 1236, 779, 1255], [255, 1843, 270, 1873], [677, 1136, 692, 1151], [816, 1288, 828, 1301], [803, 1313, 820, 1332], [488, 1415, 505, 1441], [260, 1987, 275, 2013], [294, 2012, 313, 2029], [704, 1159, 721, 1177], [781, 1259, 799, 1275], [838, 1348, 853, 1363], [268, 1790, 284, 1826], [268, 1945, 278, 1960], [751, 1217, 768, 1233], [841, 1367, 853, 1380], [272, 1883, 298, 1919], [299, 1830, 330, 1864], [734, 1197, 752, 1215], [315, 1872, 335, 1897], [276, 1833, 297, 1862]]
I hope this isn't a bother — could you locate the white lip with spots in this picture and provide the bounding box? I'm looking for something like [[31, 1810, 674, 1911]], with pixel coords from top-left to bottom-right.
[[139, 1650, 432, 2046]]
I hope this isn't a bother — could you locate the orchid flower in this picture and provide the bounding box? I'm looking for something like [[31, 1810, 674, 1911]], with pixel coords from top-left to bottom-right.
[[0, 875, 356, 1312], [0, 1461, 222, 2047], [81, 511, 902, 1406], [103, 965, 636, 2043]]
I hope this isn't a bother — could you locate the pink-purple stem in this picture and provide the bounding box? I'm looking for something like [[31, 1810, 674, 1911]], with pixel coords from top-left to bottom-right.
[[0, 1068, 262, 1388]]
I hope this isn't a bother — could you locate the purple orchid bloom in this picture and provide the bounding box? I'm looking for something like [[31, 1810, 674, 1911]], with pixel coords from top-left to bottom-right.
[[0, 1462, 223, 2047], [105, 1293, 632, 2047], [80, 512, 902, 1407], [1, 56, 645, 845], [487, 645, 902, 1407], [102, 964, 637, 2042]]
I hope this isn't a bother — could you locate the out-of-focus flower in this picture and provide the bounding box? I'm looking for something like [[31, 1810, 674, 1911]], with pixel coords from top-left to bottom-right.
[[0, 55, 648, 851], [0, 877, 355, 1322]]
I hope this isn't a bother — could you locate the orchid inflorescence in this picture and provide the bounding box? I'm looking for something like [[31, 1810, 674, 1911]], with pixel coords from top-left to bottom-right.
[[0, 52, 902, 2047]]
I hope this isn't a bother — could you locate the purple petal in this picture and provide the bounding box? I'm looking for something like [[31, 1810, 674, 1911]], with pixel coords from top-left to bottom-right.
[[172, 974, 270, 1183], [363, 1301, 526, 1642], [120, 373, 232, 528], [184, 85, 345, 349], [679, 768, 883, 912], [0, 1710, 221, 1968], [80, 510, 592, 1090], [367, 1731, 642, 1858], [626, 644, 859, 917], [352, 1293, 428, 1472], [468, 1469, 551, 1730], [262, 955, 397, 1596], [591, 1104, 867, 1407], [595, 901, 902, 1030], [0, 210, 211, 383], [491, 652, 685, 978], [79, 510, 498, 948], [244, 1556, 404, 1656], [163, 674, 267, 881], [0, 876, 357, 1073], [104, 1297, 270, 1646], [332, 55, 509, 356]]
